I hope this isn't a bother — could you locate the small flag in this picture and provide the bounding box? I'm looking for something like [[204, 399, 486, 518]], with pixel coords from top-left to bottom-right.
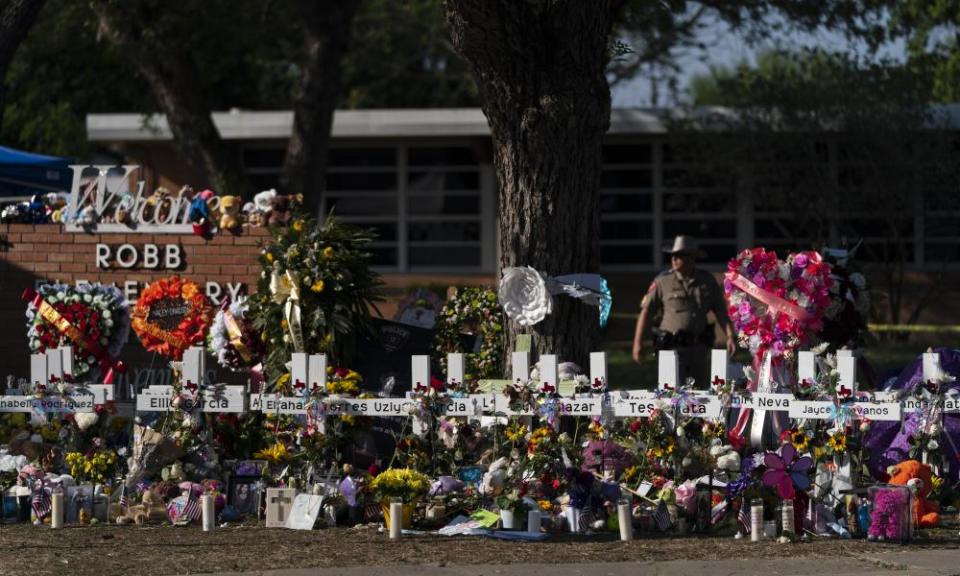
[[32, 489, 51, 519], [737, 498, 751, 534], [118, 484, 129, 509], [577, 507, 596, 533], [653, 500, 671, 531]]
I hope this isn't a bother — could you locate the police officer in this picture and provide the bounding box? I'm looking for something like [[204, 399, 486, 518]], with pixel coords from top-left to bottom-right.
[[632, 236, 736, 387]]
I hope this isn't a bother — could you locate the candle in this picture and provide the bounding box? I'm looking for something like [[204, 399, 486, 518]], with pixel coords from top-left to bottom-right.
[[389, 501, 402, 540], [527, 509, 541, 535], [618, 502, 633, 541], [750, 498, 763, 542], [201, 494, 215, 531], [781, 499, 794, 537], [51, 492, 64, 529]]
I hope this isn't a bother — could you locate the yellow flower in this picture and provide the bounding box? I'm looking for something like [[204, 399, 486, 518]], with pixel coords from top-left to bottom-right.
[[791, 430, 809, 452], [538, 499, 554, 512], [280, 319, 288, 330], [931, 474, 943, 493], [311, 280, 325, 293], [623, 465, 639, 483], [504, 423, 528, 443], [265, 253, 274, 263], [292, 219, 304, 232], [827, 433, 847, 453], [254, 442, 289, 463], [323, 246, 334, 258]]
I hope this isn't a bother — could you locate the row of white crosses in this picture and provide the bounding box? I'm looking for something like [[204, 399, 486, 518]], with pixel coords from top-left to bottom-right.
[[0, 348, 114, 413], [134, 347, 245, 413]]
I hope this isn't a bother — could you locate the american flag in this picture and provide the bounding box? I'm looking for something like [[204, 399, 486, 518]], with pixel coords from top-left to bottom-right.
[[652, 500, 672, 531], [737, 498, 751, 535], [32, 487, 51, 519], [181, 496, 202, 523], [576, 507, 595, 533]]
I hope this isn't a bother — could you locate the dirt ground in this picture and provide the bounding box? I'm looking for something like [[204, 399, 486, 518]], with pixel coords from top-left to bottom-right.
[[1, 523, 958, 576]]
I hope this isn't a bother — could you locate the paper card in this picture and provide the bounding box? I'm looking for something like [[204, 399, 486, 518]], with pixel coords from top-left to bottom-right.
[[511, 351, 529, 383], [60, 347, 74, 380], [539, 354, 558, 393], [837, 355, 857, 398], [710, 350, 728, 390], [589, 352, 607, 389], [308, 354, 326, 392], [514, 334, 532, 353], [66, 485, 94, 523], [30, 354, 47, 387], [265, 488, 298, 528], [46, 349, 63, 383], [447, 353, 465, 386], [285, 494, 323, 530], [637, 480, 653, 497], [923, 352, 942, 383], [411, 355, 431, 393], [797, 351, 816, 385], [182, 347, 203, 389], [290, 353, 308, 393], [658, 350, 678, 390]]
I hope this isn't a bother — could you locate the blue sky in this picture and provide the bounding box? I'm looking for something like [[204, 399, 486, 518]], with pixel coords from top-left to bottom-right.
[[611, 18, 907, 108]]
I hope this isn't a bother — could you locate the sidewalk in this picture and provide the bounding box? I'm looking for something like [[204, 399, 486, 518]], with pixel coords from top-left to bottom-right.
[[197, 549, 960, 576]]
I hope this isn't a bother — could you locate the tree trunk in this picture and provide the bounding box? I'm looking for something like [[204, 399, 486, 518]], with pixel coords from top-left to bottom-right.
[[92, 2, 251, 198], [445, 0, 619, 372], [280, 0, 361, 218], [0, 0, 47, 132]]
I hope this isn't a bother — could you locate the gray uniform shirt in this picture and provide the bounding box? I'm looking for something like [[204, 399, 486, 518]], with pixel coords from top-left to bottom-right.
[[641, 268, 728, 336]]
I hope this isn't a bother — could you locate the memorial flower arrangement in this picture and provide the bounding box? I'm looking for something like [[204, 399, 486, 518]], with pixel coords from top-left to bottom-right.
[[65, 449, 118, 485], [724, 248, 833, 359], [249, 215, 384, 388], [368, 467, 431, 503], [207, 297, 262, 371], [25, 282, 130, 381], [432, 286, 504, 380], [131, 276, 213, 360]]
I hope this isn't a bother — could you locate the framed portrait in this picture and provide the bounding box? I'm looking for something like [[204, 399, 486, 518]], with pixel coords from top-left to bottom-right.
[[66, 485, 94, 523], [229, 476, 263, 519]]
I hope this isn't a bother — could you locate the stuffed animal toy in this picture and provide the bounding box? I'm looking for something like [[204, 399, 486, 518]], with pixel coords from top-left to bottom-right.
[[868, 485, 909, 540], [167, 481, 204, 524], [113, 488, 169, 525], [218, 195, 241, 232], [26, 194, 48, 223], [145, 187, 172, 222], [265, 194, 293, 227], [889, 459, 940, 528], [188, 188, 216, 237]]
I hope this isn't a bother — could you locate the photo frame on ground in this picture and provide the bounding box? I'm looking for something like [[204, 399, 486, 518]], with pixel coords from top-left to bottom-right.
[[229, 476, 264, 519]]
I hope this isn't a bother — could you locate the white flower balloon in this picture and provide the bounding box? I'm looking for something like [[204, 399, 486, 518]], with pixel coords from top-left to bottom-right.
[[498, 266, 552, 326]]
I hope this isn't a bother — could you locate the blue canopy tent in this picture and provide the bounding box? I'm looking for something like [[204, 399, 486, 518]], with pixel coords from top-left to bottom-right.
[[0, 146, 73, 198]]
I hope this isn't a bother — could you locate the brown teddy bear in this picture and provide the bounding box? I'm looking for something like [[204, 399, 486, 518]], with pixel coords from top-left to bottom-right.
[[219, 195, 241, 232], [266, 194, 293, 227], [112, 488, 169, 525]]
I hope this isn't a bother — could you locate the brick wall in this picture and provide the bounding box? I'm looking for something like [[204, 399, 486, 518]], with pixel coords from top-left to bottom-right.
[[0, 224, 271, 384]]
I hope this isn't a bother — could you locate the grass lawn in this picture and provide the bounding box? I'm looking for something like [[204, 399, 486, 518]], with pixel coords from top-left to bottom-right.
[[603, 335, 960, 390]]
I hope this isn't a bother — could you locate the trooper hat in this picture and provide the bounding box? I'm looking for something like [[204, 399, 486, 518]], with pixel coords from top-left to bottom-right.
[[663, 235, 707, 259]]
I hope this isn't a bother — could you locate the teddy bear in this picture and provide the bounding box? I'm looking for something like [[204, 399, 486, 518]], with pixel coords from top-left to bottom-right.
[[890, 459, 939, 528], [265, 194, 293, 227], [218, 195, 241, 232], [113, 488, 170, 525], [868, 459, 940, 540], [188, 188, 217, 237], [145, 187, 172, 222]]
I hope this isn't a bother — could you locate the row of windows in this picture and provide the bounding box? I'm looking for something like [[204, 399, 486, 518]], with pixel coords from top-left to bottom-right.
[[244, 141, 960, 272]]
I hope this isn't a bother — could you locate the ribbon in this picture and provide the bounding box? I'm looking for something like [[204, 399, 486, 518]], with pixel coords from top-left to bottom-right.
[[23, 288, 125, 384], [221, 305, 253, 363], [725, 272, 821, 329], [730, 351, 789, 449], [270, 271, 305, 352]]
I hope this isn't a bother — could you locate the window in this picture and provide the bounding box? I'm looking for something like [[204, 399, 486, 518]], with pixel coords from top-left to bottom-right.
[[243, 144, 491, 272], [599, 143, 655, 269]]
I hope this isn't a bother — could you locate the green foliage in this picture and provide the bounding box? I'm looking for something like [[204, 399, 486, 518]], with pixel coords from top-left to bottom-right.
[[248, 214, 384, 388], [431, 286, 504, 381]]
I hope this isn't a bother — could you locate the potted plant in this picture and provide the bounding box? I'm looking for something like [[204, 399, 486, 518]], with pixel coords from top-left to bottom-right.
[[367, 468, 430, 530], [495, 488, 527, 530]]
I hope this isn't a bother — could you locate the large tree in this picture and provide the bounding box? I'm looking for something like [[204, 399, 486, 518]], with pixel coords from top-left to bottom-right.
[[444, 1, 893, 369], [445, 1, 620, 367], [0, 0, 46, 131]]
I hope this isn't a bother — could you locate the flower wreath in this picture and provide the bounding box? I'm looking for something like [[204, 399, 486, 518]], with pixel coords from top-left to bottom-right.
[[24, 283, 130, 381], [207, 297, 262, 371], [131, 276, 213, 359], [432, 286, 504, 380]]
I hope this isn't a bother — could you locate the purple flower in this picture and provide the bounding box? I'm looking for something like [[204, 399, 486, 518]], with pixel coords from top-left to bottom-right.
[[761, 443, 812, 500], [794, 254, 809, 268]]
